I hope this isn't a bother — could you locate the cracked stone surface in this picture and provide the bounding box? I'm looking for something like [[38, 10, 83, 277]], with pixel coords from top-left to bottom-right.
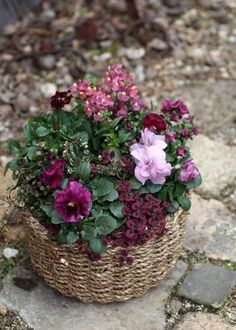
[[190, 135, 236, 199], [184, 193, 236, 262], [178, 264, 236, 308], [0, 260, 187, 330], [175, 312, 236, 330]]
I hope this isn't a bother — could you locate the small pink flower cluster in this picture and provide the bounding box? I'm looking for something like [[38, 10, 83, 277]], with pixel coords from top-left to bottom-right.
[[70, 64, 147, 121]]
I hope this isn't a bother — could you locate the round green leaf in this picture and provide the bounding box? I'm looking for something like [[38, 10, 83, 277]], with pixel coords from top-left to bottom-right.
[[177, 195, 191, 211], [95, 215, 117, 234], [110, 201, 124, 219], [90, 237, 106, 254], [66, 232, 79, 244]]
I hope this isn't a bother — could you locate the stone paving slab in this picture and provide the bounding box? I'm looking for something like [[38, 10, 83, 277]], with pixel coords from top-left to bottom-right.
[[182, 80, 236, 146], [190, 135, 236, 199], [0, 259, 187, 330], [178, 264, 236, 308], [175, 312, 235, 330], [184, 193, 236, 262]]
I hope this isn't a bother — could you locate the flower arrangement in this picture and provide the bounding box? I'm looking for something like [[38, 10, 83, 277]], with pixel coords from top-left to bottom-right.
[[6, 64, 201, 265]]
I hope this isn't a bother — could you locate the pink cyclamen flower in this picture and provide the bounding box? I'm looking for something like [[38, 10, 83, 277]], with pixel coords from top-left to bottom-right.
[[54, 181, 92, 223], [130, 128, 171, 184], [41, 160, 66, 189], [131, 145, 172, 185], [179, 158, 199, 182], [131, 128, 167, 152]]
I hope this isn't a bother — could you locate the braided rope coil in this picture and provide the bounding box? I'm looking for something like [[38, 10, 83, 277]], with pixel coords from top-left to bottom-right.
[[23, 210, 186, 303]]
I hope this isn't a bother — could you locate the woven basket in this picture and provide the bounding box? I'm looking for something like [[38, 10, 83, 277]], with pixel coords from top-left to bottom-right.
[[23, 209, 186, 303]]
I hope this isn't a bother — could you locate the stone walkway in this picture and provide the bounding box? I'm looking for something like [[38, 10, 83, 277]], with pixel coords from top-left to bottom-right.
[[1, 87, 236, 329]]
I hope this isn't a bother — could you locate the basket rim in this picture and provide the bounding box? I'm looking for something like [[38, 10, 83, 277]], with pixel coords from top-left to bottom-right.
[[22, 207, 185, 253]]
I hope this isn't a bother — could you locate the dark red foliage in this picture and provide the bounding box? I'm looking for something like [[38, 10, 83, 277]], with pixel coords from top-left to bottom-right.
[[106, 181, 167, 263]]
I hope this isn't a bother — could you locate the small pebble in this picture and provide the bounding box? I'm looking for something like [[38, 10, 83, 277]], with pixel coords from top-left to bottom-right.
[[38, 55, 56, 70], [40, 83, 57, 98], [0, 303, 7, 316], [3, 247, 19, 259]]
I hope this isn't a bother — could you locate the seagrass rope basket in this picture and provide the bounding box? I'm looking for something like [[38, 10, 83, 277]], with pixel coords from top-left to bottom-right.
[[23, 209, 186, 303]]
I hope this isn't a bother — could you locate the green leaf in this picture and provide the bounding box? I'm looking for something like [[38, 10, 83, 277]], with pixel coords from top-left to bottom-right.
[[66, 232, 79, 244], [177, 195, 191, 211], [95, 215, 117, 234], [112, 116, 123, 128], [41, 205, 53, 217], [57, 230, 67, 245], [90, 237, 106, 254], [51, 210, 64, 224], [4, 159, 19, 176], [140, 187, 149, 194], [146, 181, 162, 193], [93, 177, 114, 197], [76, 162, 91, 182], [81, 227, 97, 240], [174, 184, 186, 197], [118, 130, 133, 143], [36, 126, 50, 137], [101, 189, 118, 202], [76, 131, 89, 143], [110, 201, 124, 219], [166, 201, 179, 214], [24, 123, 33, 141], [60, 178, 69, 189], [8, 139, 22, 155], [183, 175, 202, 189], [158, 186, 169, 200], [130, 178, 142, 190], [27, 146, 38, 160], [166, 154, 175, 162]]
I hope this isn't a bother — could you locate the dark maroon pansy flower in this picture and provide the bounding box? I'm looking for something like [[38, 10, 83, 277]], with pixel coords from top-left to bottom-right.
[[51, 90, 72, 110], [41, 159, 65, 189], [143, 113, 167, 131], [54, 181, 92, 223]]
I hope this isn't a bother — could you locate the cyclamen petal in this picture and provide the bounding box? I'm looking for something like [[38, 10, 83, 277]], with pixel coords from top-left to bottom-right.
[[130, 129, 172, 185]]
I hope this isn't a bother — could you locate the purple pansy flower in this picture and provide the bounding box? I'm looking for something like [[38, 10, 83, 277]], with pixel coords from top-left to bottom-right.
[[41, 159, 65, 189], [54, 181, 92, 223], [179, 158, 199, 182]]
